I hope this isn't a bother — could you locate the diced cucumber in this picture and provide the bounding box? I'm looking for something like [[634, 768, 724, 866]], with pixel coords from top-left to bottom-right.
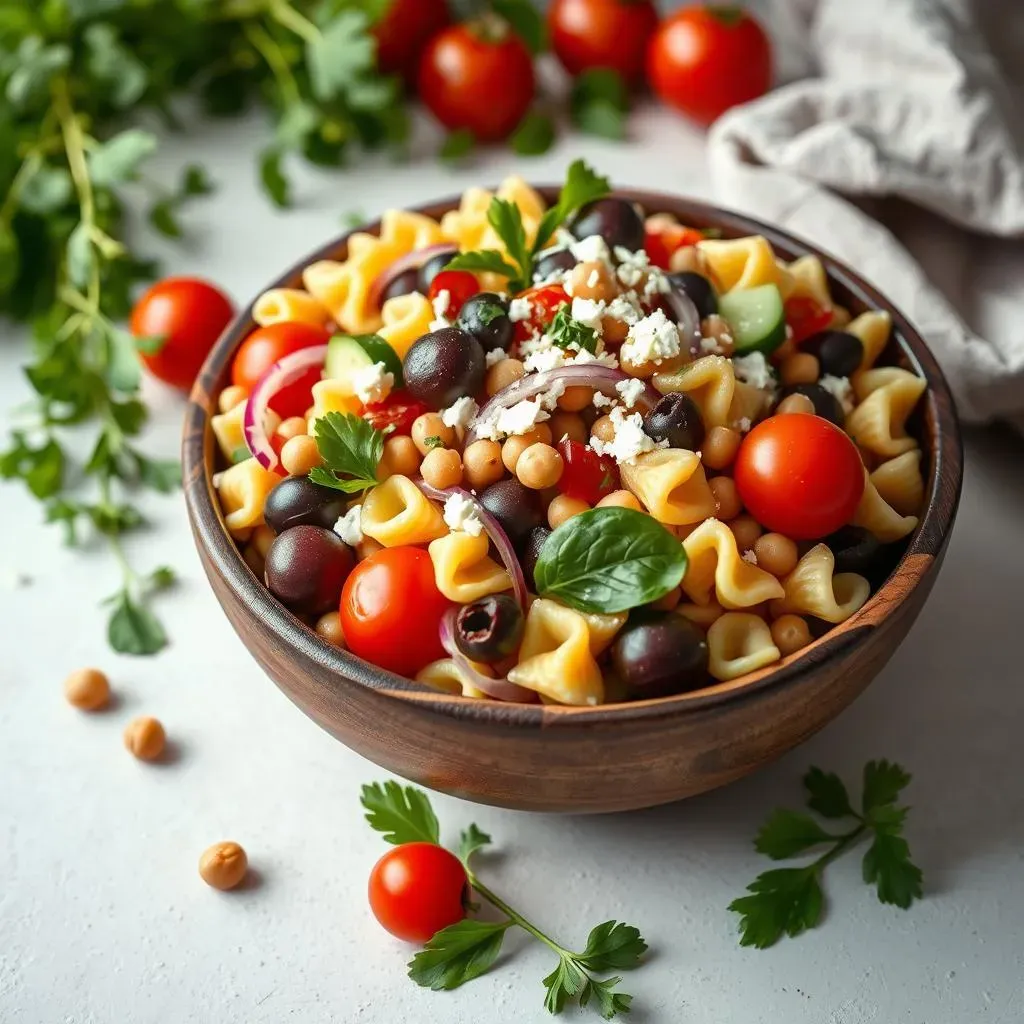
[[324, 333, 404, 387], [718, 284, 786, 355]]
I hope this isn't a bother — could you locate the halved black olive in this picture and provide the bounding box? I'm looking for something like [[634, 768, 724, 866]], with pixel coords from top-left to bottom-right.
[[801, 330, 864, 378], [454, 594, 524, 663], [643, 393, 705, 451]]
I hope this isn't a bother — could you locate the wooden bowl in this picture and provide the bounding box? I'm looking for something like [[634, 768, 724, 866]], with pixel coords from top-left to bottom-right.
[[183, 189, 963, 813]]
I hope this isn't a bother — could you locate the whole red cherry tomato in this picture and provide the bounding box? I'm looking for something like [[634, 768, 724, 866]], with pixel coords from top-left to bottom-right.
[[647, 6, 772, 126], [644, 223, 705, 271], [512, 283, 570, 344], [362, 390, 429, 436], [557, 438, 619, 505], [418, 22, 535, 142], [428, 270, 479, 320], [231, 321, 330, 420], [130, 277, 234, 391], [785, 296, 834, 345], [373, 0, 449, 82], [341, 547, 451, 676], [734, 414, 865, 540], [548, 0, 658, 83], [368, 842, 467, 943]]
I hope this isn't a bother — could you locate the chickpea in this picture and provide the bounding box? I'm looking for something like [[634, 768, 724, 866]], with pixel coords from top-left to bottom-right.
[[701, 426, 741, 470], [315, 611, 345, 646], [669, 245, 704, 275], [276, 416, 308, 441], [199, 841, 248, 891], [597, 489, 644, 512], [550, 411, 587, 445], [591, 414, 616, 444], [421, 447, 463, 490], [649, 587, 681, 612], [777, 393, 816, 416], [218, 384, 248, 413], [771, 614, 812, 656], [516, 443, 564, 490], [567, 260, 616, 302], [709, 475, 741, 520], [700, 315, 735, 357], [463, 440, 503, 490], [380, 435, 421, 478], [754, 533, 799, 578], [411, 413, 456, 456], [780, 352, 820, 387], [63, 667, 110, 711], [521, 423, 553, 446], [600, 316, 630, 345], [772, 338, 797, 363], [123, 716, 166, 762], [729, 515, 762, 553], [547, 494, 589, 528], [485, 357, 525, 396], [645, 213, 679, 233], [501, 435, 533, 474], [557, 386, 594, 412], [281, 435, 322, 476], [355, 536, 383, 561]]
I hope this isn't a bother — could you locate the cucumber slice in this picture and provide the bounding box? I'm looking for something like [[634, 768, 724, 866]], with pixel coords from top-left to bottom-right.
[[325, 333, 404, 387], [718, 284, 786, 355]]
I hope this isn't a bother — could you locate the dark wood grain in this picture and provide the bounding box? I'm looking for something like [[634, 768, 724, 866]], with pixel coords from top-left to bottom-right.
[[182, 189, 963, 813]]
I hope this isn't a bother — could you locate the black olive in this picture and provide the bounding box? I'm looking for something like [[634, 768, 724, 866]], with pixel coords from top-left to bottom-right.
[[667, 271, 718, 321], [418, 251, 455, 291], [264, 525, 354, 615], [454, 594, 524, 663], [611, 614, 709, 698], [824, 525, 882, 575], [779, 383, 845, 427], [403, 327, 485, 410], [263, 476, 348, 535], [478, 479, 544, 545], [568, 197, 645, 253], [532, 248, 577, 280], [519, 525, 551, 591], [380, 266, 421, 306], [643, 393, 705, 451], [801, 330, 864, 378], [457, 292, 513, 353]]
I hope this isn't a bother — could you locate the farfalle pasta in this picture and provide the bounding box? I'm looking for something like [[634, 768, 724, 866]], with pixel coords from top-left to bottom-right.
[[209, 160, 931, 706]]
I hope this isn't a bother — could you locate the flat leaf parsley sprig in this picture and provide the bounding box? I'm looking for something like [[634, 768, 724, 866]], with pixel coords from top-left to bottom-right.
[[308, 411, 386, 493], [362, 781, 648, 1020], [729, 760, 924, 949]]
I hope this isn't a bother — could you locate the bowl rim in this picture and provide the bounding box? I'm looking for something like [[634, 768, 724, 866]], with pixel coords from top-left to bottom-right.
[[183, 186, 964, 730]]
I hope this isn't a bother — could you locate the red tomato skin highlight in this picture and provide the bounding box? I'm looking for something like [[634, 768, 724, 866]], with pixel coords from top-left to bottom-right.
[[548, 0, 659, 83], [733, 414, 865, 541], [373, 0, 449, 81]]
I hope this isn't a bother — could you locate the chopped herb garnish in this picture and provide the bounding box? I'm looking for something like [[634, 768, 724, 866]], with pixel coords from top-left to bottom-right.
[[309, 412, 385, 493]]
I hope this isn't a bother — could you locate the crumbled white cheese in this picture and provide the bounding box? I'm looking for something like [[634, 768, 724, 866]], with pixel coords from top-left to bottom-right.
[[441, 396, 479, 430], [621, 308, 680, 366], [352, 361, 394, 404], [571, 347, 619, 369], [589, 406, 666, 465], [485, 348, 507, 368], [736, 417, 752, 434], [819, 374, 855, 412], [554, 227, 576, 248], [741, 550, 758, 565], [497, 397, 550, 436], [605, 294, 642, 326], [443, 493, 484, 537], [731, 351, 776, 391], [508, 296, 533, 323], [643, 268, 671, 298], [614, 246, 651, 288], [571, 297, 607, 332], [592, 391, 615, 410], [615, 377, 647, 408], [333, 505, 364, 546], [518, 333, 552, 357], [700, 334, 726, 355], [539, 378, 567, 409], [523, 346, 567, 374], [431, 289, 451, 321], [570, 234, 612, 265]]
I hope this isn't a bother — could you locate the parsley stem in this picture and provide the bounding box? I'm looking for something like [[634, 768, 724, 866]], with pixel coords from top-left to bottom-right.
[[267, 0, 321, 44], [244, 20, 302, 108], [812, 825, 867, 874]]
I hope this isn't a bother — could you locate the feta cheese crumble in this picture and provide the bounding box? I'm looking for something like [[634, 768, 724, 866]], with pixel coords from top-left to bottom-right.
[[523, 346, 567, 374], [485, 347, 507, 368], [615, 377, 647, 408], [620, 308, 680, 366], [431, 289, 451, 321], [732, 351, 776, 391], [333, 505, 364, 546], [571, 296, 606, 331], [443, 493, 484, 537], [819, 374, 855, 412], [614, 245, 651, 289], [592, 391, 615, 410], [589, 406, 666, 465], [352, 361, 394, 404], [571, 234, 612, 265], [508, 296, 533, 323], [605, 294, 642, 326], [441, 396, 478, 430], [741, 550, 758, 565], [499, 397, 550, 436]]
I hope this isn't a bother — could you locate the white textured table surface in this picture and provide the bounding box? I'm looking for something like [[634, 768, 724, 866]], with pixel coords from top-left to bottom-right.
[[3, 108, 1024, 1024]]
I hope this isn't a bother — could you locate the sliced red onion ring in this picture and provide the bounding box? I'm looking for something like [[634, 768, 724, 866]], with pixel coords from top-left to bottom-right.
[[465, 365, 660, 448], [663, 285, 701, 352], [242, 344, 328, 472], [415, 481, 527, 608], [369, 243, 458, 309], [438, 608, 539, 703]]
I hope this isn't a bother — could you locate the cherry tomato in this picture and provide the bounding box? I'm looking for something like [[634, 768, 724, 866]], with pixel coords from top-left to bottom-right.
[[231, 321, 330, 420], [418, 22, 535, 142], [647, 6, 772, 126], [548, 0, 658, 83], [368, 842, 467, 943], [557, 438, 620, 505], [427, 270, 479, 320], [373, 0, 449, 82], [512, 284, 570, 345], [340, 547, 451, 676], [734, 414, 865, 541], [362, 390, 429, 436], [130, 277, 234, 391], [644, 224, 705, 271], [785, 296, 834, 345]]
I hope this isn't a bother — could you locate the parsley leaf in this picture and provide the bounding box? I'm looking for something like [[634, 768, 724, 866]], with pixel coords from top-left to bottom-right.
[[570, 69, 629, 141], [487, 196, 532, 288], [107, 589, 167, 656], [360, 780, 440, 845], [511, 111, 555, 156], [408, 919, 510, 991], [309, 412, 384, 493], [803, 766, 854, 819], [862, 832, 924, 908], [581, 976, 633, 1020], [492, 0, 547, 54], [730, 867, 824, 949], [458, 823, 491, 864], [547, 307, 598, 353], [440, 128, 475, 163], [754, 809, 835, 860], [578, 921, 648, 972], [445, 250, 520, 280], [543, 957, 588, 1014], [861, 759, 912, 816]]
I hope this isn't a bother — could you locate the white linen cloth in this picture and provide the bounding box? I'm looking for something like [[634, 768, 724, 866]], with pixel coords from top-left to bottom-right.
[[707, 0, 1024, 428]]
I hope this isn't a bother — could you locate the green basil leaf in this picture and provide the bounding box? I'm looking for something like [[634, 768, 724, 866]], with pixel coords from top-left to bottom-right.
[[533, 507, 687, 613]]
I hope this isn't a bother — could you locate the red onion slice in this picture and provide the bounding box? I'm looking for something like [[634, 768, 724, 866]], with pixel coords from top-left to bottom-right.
[[438, 608, 539, 703], [415, 481, 527, 608], [465, 365, 660, 448], [242, 344, 328, 472], [663, 285, 701, 352], [369, 243, 458, 309]]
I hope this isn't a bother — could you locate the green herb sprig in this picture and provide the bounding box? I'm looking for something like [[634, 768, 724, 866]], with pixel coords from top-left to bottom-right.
[[729, 761, 924, 949], [547, 306, 598, 353], [309, 412, 386, 493], [361, 780, 648, 1019]]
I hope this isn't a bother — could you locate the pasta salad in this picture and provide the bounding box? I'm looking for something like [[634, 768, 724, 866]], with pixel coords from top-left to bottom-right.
[[211, 161, 928, 706]]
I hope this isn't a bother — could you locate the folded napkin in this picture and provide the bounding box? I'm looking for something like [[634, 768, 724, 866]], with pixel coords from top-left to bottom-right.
[[707, 0, 1024, 428]]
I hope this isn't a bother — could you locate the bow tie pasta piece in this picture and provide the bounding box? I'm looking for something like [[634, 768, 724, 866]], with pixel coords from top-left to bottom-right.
[[847, 367, 927, 459], [212, 400, 279, 463], [769, 543, 870, 623], [853, 470, 919, 543], [780, 254, 831, 311], [681, 519, 785, 609], [309, 379, 362, 429], [707, 613, 781, 681], [678, 600, 725, 630], [846, 310, 893, 371], [697, 236, 795, 296], [619, 449, 717, 526], [507, 599, 604, 706], [579, 610, 629, 657], [378, 293, 434, 359], [252, 288, 331, 329], [361, 475, 448, 547], [653, 355, 736, 428], [869, 450, 925, 517], [214, 458, 280, 537], [377, 208, 446, 251], [416, 658, 489, 699], [442, 176, 547, 255], [428, 532, 512, 603]]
